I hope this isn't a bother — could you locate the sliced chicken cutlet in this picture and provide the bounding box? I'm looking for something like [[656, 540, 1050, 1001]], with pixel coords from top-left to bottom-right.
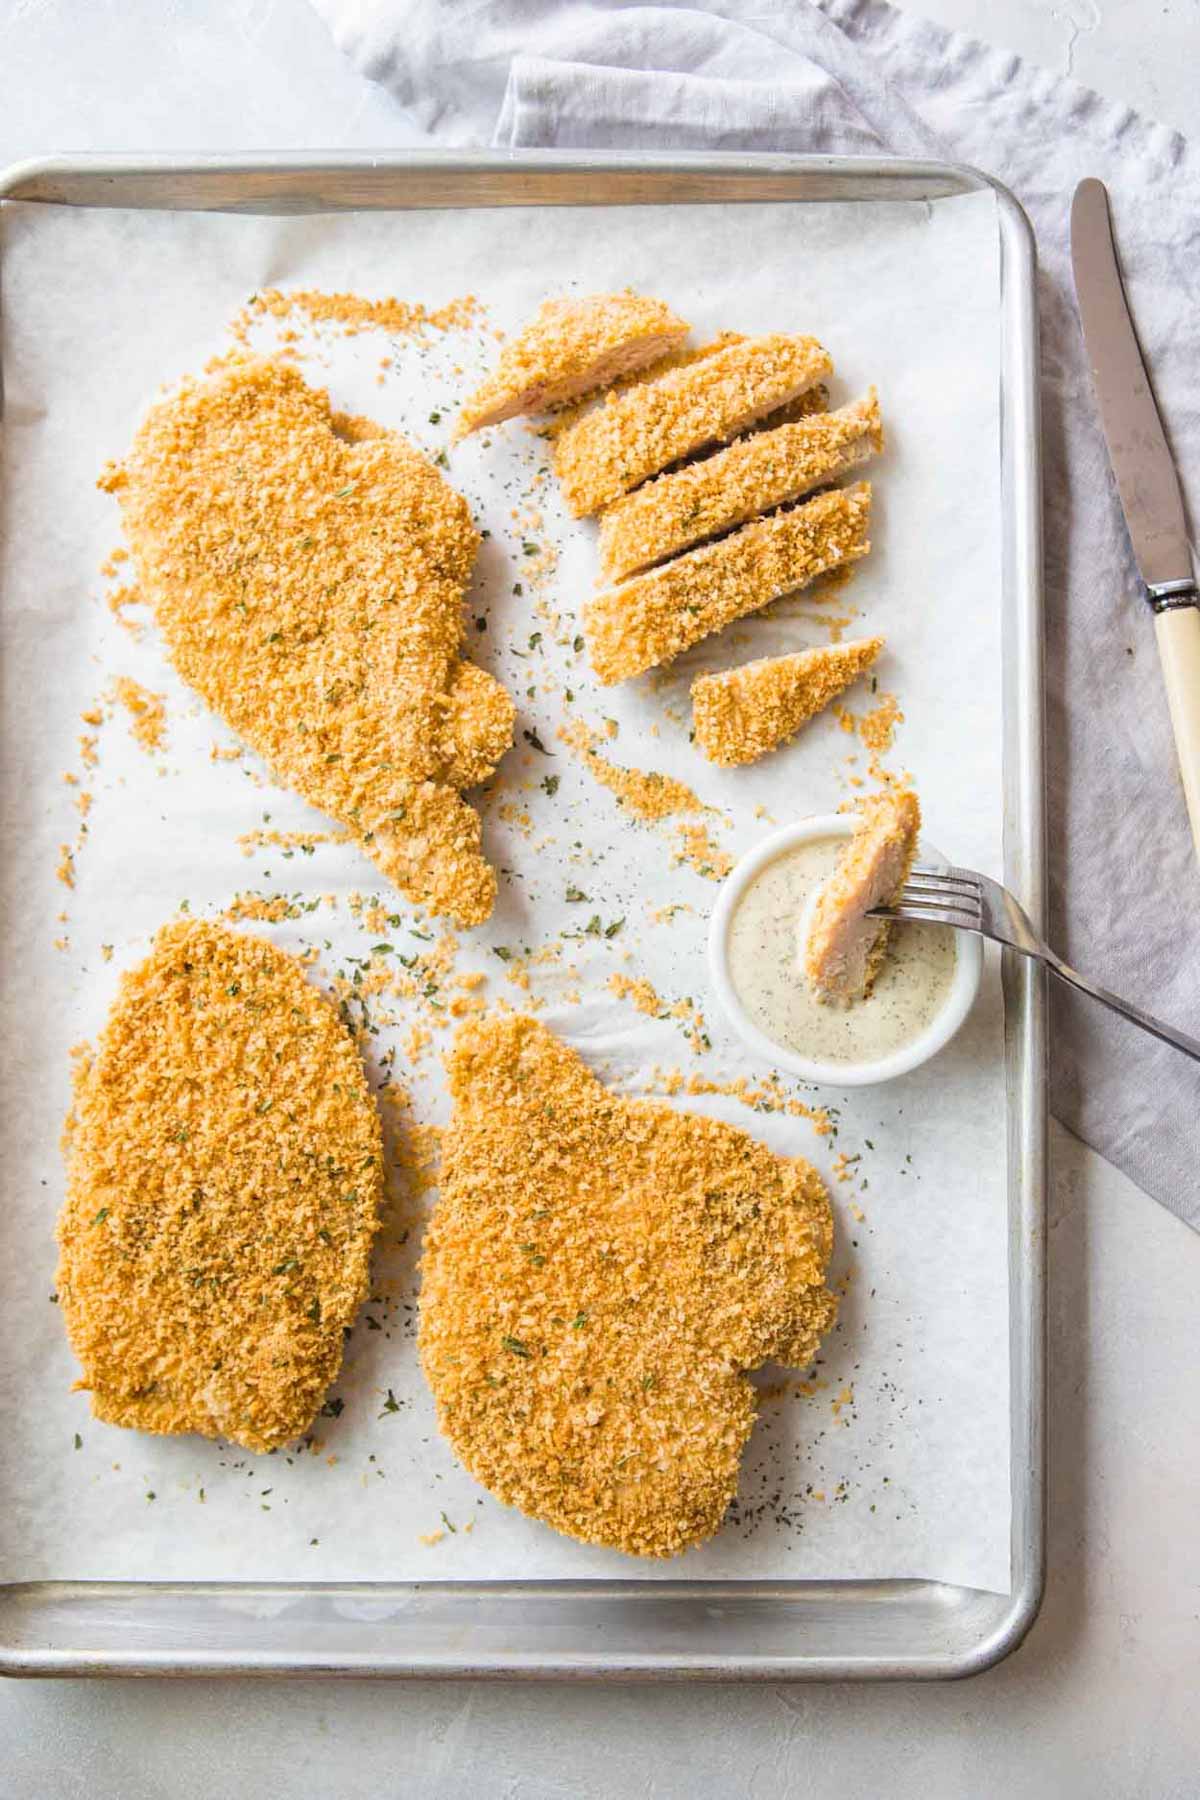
[[804, 789, 922, 1004], [419, 1013, 837, 1558], [456, 293, 690, 436], [584, 481, 871, 684], [553, 332, 833, 517], [692, 635, 885, 767], [599, 390, 882, 582], [102, 357, 514, 927], [57, 921, 384, 1453]]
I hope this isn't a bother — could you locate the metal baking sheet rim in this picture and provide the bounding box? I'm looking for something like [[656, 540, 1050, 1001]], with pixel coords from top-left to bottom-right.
[[0, 150, 1046, 1681]]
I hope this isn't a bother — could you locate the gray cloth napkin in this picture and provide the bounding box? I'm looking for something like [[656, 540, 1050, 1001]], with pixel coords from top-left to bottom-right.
[[314, 0, 1200, 1226]]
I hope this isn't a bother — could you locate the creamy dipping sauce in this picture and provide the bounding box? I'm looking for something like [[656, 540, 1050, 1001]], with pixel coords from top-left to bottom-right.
[[727, 835, 957, 1064]]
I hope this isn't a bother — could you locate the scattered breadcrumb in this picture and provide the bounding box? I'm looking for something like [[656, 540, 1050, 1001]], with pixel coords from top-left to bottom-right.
[[554, 334, 833, 516], [106, 584, 145, 635], [102, 356, 514, 925], [419, 1014, 837, 1557], [231, 287, 484, 345], [584, 483, 872, 684], [672, 823, 733, 881], [111, 676, 167, 752], [457, 293, 688, 436], [598, 391, 882, 581], [859, 691, 904, 753], [608, 972, 662, 1017], [56, 920, 384, 1452], [222, 892, 297, 924], [691, 636, 885, 766], [236, 828, 344, 859], [557, 719, 706, 821]]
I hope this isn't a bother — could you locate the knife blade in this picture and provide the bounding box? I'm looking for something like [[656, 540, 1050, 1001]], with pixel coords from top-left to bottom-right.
[[1071, 176, 1194, 594], [1071, 176, 1200, 857]]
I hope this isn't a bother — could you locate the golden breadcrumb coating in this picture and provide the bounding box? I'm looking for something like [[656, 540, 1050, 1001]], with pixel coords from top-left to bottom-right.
[[553, 333, 833, 517], [543, 332, 753, 442], [57, 921, 384, 1452], [102, 357, 514, 927], [692, 635, 885, 767], [419, 1013, 837, 1559], [804, 789, 922, 1003], [457, 293, 689, 435], [584, 482, 872, 685], [598, 390, 882, 581]]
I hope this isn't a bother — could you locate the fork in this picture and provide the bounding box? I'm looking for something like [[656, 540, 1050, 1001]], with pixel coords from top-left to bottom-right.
[[870, 865, 1200, 1063]]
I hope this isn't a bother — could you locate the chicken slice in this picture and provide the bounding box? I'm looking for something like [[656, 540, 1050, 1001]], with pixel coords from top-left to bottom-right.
[[692, 635, 885, 766], [553, 332, 833, 517], [598, 390, 882, 582], [456, 293, 689, 435], [803, 789, 922, 1004], [419, 1013, 838, 1558], [583, 482, 872, 685]]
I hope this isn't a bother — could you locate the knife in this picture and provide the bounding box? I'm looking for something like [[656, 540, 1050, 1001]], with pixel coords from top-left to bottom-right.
[[1070, 176, 1200, 858]]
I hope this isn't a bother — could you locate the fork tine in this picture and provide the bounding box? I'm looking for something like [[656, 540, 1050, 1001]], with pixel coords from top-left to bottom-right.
[[890, 896, 980, 919], [875, 903, 982, 929], [893, 883, 981, 909], [905, 867, 981, 892]]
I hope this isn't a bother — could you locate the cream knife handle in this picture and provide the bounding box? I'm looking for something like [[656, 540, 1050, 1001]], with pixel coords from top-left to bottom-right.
[[1154, 602, 1200, 858]]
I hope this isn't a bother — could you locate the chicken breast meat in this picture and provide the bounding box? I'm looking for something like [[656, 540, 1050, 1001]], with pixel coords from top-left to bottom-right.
[[804, 789, 923, 1004], [456, 292, 690, 436]]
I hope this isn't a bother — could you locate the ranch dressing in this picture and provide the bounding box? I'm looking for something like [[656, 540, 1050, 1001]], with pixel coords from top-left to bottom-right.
[[727, 836, 957, 1063]]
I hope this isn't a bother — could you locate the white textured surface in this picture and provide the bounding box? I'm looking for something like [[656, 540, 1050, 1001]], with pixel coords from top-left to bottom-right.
[[1, 1, 1198, 1794]]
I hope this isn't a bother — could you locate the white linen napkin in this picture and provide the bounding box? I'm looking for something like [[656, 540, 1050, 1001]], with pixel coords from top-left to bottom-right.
[[313, 0, 1200, 1226]]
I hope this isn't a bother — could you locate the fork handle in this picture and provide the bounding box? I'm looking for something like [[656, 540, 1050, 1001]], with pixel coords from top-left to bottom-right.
[[1036, 947, 1200, 1064]]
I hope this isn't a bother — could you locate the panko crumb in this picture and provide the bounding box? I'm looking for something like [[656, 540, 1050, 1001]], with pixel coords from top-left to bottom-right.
[[672, 823, 732, 881], [231, 287, 484, 345], [111, 676, 167, 752], [418, 1014, 838, 1558], [557, 719, 706, 821]]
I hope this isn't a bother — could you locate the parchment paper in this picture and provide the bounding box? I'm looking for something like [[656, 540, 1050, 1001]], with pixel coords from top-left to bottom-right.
[[0, 189, 1010, 1592]]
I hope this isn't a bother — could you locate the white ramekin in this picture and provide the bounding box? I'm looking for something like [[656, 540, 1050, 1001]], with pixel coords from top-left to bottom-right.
[[707, 813, 983, 1088]]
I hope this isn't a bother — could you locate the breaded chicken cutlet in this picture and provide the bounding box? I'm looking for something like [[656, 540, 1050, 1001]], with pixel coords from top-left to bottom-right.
[[419, 1014, 837, 1559], [102, 357, 514, 927], [804, 789, 922, 1004], [598, 390, 882, 582], [56, 921, 383, 1452], [553, 333, 833, 517], [584, 481, 872, 684], [456, 293, 689, 436], [692, 635, 885, 766]]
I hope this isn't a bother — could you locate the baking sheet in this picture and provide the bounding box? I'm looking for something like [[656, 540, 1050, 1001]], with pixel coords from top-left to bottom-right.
[[0, 189, 1009, 1593]]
